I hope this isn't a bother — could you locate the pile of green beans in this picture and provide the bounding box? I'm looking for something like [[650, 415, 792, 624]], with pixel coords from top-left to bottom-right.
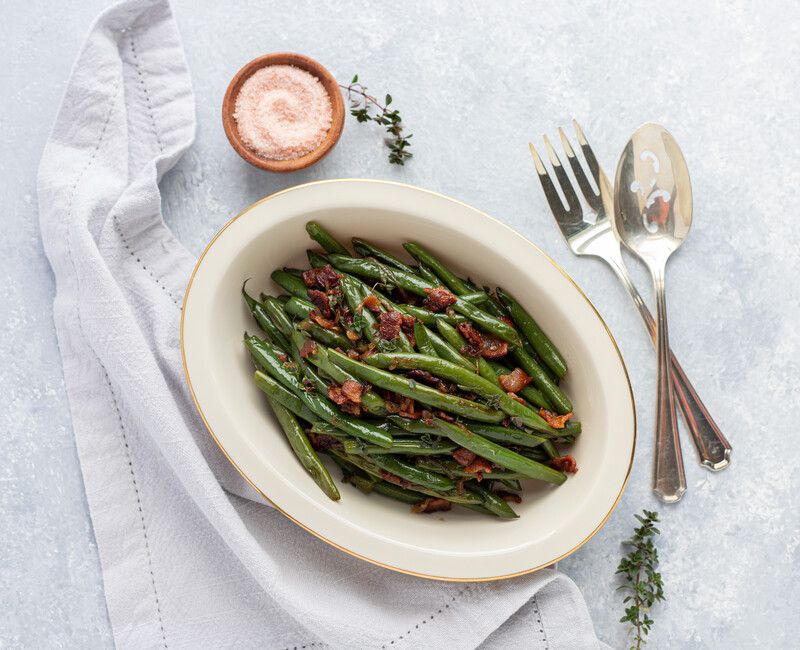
[[242, 221, 579, 518]]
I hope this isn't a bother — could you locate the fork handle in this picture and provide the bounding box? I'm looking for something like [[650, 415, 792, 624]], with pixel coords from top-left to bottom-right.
[[606, 255, 732, 470]]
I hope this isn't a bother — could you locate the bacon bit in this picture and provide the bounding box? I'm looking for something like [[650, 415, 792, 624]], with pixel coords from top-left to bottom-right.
[[327, 384, 348, 405], [452, 448, 477, 467], [422, 286, 457, 312], [497, 491, 522, 504], [400, 314, 416, 330], [341, 379, 365, 404], [549, 455, 578, 473], [437, 410, 455, 422], [307, 289, 332, 317], [464, 457, 493, 480], [347, 349, 360, 359], [411, 498, 452, 514], [359, 294, 382, 313], [301, 378, 316, 393], [307, 432, 339, 451], [379, 470, 411, 489], [498, 367, 531, 393], [378, 310, 403, 340], [457, 322, 484, 348], [302, 264, 340, 290], [421, 410, 435, 425], [538, 408, 574, 429], [499, 315, 515, 327], [406, 369, 450, 394], [398, 397, 420, 419], [299, 339, 317, 358], [309, 310, 339, 330], [276, 353, 288, 363], [480, 336, 509, 359], [508, 391, 527, 405], [346, 329, 361, 342]]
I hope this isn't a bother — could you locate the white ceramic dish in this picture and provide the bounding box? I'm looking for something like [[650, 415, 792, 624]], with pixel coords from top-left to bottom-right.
[[181, 179, 635, 581]]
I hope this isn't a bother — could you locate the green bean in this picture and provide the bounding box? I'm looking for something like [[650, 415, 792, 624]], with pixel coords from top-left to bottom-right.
[[403, 242, 472, 295], [307, 250, 330, 268], [326, 349, 505, 423], [282, 267, 305, 277], [365, 352, 557, 434], [416, 262, 441, 285], [414, 457, 527, 480], [252, 369, 317, 423], [397, 417, 566, 484], [343, 438, 457, 456], [280, 295, 313, 319], [352, 238, 416, 274], [306, 221, 349, 255], [541, 440, 558, 459], [297, 319, 353, 350], [242, 283, 292, 351], [413, 321, 437, 357], [369, 455, 455, 491], [460, 422, 548, 449], [260, 295, 297, 340], [499, 479, 522, 491], [267, 396, 340, 501], [329, 450, 480, 503], [425, 324, 474, 369], [512, 347, 573, 414], [469, 483, 518, 518], [460, 292, 491, 306], [249, 337, 392, 447], [270, 269, 309, 300], [339, 275, 377, 342], [327, 254, 522, 345], [435, 319, 498, 383], [346, 474, 426, 505], [392, 303, 464, 327], [497, 288, 567, 379]]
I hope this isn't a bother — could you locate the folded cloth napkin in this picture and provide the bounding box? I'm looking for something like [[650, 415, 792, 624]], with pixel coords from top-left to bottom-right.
[[37, 0, 608, 647]]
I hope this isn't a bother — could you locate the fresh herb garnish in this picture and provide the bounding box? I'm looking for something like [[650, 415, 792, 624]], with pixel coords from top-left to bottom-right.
[[616, 510, 665, 649], [340, 75, 413, 165]]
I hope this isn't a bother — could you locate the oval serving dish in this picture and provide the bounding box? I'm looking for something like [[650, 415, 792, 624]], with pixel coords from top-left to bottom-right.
[[181, 179, 635, 581]]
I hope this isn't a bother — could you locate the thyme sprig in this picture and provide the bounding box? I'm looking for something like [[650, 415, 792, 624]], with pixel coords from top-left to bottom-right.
[[616, 510, 665, 649], [340, 75, 413, 165]]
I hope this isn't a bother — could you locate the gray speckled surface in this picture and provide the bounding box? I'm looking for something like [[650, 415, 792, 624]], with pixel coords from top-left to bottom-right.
[[2, 1, 799, 647]]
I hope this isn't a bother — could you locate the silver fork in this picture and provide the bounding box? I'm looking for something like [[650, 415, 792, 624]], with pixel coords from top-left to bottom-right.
[[529, 120, 731, 471]]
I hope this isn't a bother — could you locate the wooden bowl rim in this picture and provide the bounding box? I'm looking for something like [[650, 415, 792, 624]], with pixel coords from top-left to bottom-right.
[[221, 52, 345, 173]]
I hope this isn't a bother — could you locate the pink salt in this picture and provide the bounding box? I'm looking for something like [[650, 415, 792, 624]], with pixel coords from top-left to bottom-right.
[[233, 65, 333, 161]]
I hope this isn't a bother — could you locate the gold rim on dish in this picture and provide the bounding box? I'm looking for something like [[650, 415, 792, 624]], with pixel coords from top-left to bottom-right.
[[180, 178, 637, 582]]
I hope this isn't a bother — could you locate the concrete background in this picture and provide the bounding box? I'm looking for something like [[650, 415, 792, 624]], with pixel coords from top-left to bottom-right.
[[2, 0, 798, 647]]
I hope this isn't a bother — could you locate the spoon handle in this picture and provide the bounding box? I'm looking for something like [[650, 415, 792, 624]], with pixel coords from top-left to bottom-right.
[[652, 267, 687, 503], [605, 253, 731, 470]]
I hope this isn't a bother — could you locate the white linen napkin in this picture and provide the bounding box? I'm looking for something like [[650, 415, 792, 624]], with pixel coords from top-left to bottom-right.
[[37, 0, 608, 647]]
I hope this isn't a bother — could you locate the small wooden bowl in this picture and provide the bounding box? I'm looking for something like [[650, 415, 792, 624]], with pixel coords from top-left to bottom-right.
[[222, 53, 345, 173]]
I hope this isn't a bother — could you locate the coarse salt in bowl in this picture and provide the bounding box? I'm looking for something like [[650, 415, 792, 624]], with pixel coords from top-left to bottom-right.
[[222, 53, 345, 173]]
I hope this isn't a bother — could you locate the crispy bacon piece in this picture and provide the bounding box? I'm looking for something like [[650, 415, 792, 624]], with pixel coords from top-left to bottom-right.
[[276, 353, 288, 363], [498, 367, 532, 393], [499, 315, 515, 327], [359, 294, 382, 313], [339, 401, 362, 416], [539, 408, 574, 429], [307, 289, 332, 317], [405, 369, 450, 394], [411, 498, 452, 514], [340, 379, 365, 404], [437, 410, 455, 422], [347, 349, 360, 359], [422, 286, 457, 312], [308, 310, 338, 330], [452, 447, 477, 467], [327, 385, 348, 405], [346, 329, 360, 342], [508, 391, 527, 405], [421, 409, 435, 425], [307, 432, 339, 451], [397, 396, 419, 419], [549, 455, 578, 473], [302, 264, 340, 290], [457, 322, 484, 348], [480, 336, 509, 359], [463, 457, 493, 479], [378, 310, 403, 340], [497, 491, 522, 504], [380, 470, 411, 489], [299, 339, 317, 358]]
